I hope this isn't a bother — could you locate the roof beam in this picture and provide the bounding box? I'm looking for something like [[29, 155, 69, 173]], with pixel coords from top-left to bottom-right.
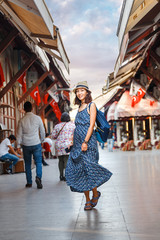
[[45, 108, 53, 118], [41, 80, 58, 99], [140, 67, 160, 85], [0, 28, 19, 55], [18, 70, 51, 105], [0, 54, 37, 99], [150, 50, 160, 67], [38, 98, 53, 115]]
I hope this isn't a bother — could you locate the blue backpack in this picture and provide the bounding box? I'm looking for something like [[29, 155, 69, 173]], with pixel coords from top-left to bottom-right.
[[89, 103, 110, 143]]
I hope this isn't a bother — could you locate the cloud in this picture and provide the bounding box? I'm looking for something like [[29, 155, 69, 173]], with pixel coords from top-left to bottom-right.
[[45, 0, 122, 99]]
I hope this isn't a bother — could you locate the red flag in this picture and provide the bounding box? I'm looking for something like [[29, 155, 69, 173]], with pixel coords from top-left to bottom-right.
[[43, 93, 49, 104], [150, 101, 155, 106], [50, 99, 61, 121], [18, 72, 27, 93], [0, 63, 5, 88], [131, 96, 140, 107], [137, 88, 145, 99], [30, 86, 41, 106]]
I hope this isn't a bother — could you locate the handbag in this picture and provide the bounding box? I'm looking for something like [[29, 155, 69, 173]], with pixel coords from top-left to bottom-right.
[[89, 103, 110, 143], [55, 122, 67, 139]]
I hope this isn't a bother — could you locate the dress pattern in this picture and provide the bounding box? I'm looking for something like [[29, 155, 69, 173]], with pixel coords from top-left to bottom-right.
[[65, 105, 112, 192]]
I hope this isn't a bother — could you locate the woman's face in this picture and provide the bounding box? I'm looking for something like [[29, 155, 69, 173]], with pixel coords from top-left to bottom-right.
[[76, 88, 87, 102]]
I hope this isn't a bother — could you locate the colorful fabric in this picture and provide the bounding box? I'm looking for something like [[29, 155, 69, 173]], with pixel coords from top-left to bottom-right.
[[51, 121, 75, 156], [65, 106, 112, 193]]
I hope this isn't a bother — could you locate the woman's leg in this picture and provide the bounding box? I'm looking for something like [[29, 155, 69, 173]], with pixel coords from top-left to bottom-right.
[[91, 187, 101, 206], [84, 191, 92, 210], [84, 191, 90, 202], [58, 156, 64, 179]]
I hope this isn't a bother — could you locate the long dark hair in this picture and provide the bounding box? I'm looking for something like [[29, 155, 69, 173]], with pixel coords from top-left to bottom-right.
[[74, 90, 92, 106]]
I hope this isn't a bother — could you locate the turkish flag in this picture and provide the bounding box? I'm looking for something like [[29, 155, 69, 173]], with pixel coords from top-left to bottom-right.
[[43, 93, 49, 104], [30, 86, 41, 106], [0, 63, 5, 88], [137, 88, 145, 99], [50, 99, 61, 121], [18, 72, 27, 93], [131, 96, 140, 107]]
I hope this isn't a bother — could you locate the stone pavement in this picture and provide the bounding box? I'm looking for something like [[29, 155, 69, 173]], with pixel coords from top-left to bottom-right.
[[0, 148, 160, 240]]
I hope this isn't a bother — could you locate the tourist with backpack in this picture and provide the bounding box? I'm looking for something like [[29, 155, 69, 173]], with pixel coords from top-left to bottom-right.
[[65, 81, 112, 211]]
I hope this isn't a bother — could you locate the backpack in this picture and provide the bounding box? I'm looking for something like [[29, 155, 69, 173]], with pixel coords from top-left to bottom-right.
[[89, 103, 110, 143]]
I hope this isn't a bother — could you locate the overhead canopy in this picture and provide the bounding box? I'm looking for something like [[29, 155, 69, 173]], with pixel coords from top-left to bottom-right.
[[107, 101, 117, 122], [114, 91, 160, 119], [94, 86, 122, 110], [115, 0, 160, 75], [0, 0, 70, 73]]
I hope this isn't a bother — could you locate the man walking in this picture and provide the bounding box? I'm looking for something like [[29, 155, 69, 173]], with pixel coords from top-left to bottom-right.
[[17, 101, 45, 189]]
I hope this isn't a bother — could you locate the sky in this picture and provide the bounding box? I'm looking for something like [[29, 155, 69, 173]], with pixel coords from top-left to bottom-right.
[[45, 0, 122, 99]]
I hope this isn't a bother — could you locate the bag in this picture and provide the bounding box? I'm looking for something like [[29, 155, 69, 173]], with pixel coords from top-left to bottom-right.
[[95, 108, 110, 143], [55, 122, 67, 139], [88, 103, 110, 143]]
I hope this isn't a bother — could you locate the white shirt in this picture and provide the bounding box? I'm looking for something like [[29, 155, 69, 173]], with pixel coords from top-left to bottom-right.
[[0, 138, 11, 157], [43, 137, 53, 147], [17, 112, 45, 147]]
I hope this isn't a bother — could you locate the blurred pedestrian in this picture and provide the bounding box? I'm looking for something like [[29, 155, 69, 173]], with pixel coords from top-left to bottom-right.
[[51, 112, 75, 181], [107, 125, 114, 152], [17, 101, 45, 189], [65, 81, 112, 211], [42, 133, 53, 165], [0, 135, 22, 174]]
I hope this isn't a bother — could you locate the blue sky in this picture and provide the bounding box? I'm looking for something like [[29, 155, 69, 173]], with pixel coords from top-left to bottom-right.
[[45, 0, 122, 98]]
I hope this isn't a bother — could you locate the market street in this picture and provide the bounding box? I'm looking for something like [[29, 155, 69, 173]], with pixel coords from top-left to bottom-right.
[[0, 148, 160, 240]]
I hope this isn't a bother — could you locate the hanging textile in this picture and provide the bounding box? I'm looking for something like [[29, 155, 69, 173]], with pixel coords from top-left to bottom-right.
[[18, 71, 27, 93], [0, 63, 5, 88], [30, 86, 41, 106]]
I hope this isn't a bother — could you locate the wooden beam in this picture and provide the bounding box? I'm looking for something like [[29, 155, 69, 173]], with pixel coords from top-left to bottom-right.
[[150, 50, 160, 67], [38, 42, 57, 51], [38, 98, 53, 115], [18, 70, 51, 105], [45, 108, 53, 118], [30, 33, 53, 39], [41, 80, 58, 99], [0, 29, 19, 55], [0, 54, 37, 100], [140, 67, 160, 85]]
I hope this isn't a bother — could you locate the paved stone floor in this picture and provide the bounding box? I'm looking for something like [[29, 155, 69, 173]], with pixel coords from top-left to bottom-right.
[[0, 148, 160, 240]]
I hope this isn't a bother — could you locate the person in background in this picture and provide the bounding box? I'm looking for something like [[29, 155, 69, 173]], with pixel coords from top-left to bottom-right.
[[0, 135, 21, 174], [107, 125, 115, 152], [51, 112, 75, 181], [65, 81, 112, 211], [42, 133, 53, 163], [17, 101, 45, 189]]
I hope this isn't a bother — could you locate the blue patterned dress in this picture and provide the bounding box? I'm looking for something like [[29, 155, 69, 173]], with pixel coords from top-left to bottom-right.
[[65, 105, 112, 192]]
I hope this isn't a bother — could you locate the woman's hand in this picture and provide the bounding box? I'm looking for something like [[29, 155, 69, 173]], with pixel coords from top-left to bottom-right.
[[81, 142, 88, 151]]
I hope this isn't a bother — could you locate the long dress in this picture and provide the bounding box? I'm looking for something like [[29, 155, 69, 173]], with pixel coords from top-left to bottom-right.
[[65, 105, 112, 192]]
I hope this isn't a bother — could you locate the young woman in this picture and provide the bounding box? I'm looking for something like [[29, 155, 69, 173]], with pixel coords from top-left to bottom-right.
[[65, 81, 112, 210]]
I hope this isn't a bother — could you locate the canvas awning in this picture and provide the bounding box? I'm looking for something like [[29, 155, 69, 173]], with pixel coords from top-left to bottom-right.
[[0, 0, 70, 73], [114, 91, 160, 119], [107, 101, 117, 122]]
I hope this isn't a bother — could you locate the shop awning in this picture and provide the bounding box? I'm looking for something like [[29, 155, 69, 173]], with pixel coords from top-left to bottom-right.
[[114, 91, 136, 119], [0, 0, 70, 73], [107, 101, 117, 122], [94, 86, 123, 110]]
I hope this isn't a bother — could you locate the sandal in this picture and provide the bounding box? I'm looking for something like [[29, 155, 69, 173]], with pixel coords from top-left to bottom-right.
[[91, 191, 101, 207], [84, 201, 93, 211]]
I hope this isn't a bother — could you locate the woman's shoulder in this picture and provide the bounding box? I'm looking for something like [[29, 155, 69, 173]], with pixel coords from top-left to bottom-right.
[[88, 102, 96, 109]]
